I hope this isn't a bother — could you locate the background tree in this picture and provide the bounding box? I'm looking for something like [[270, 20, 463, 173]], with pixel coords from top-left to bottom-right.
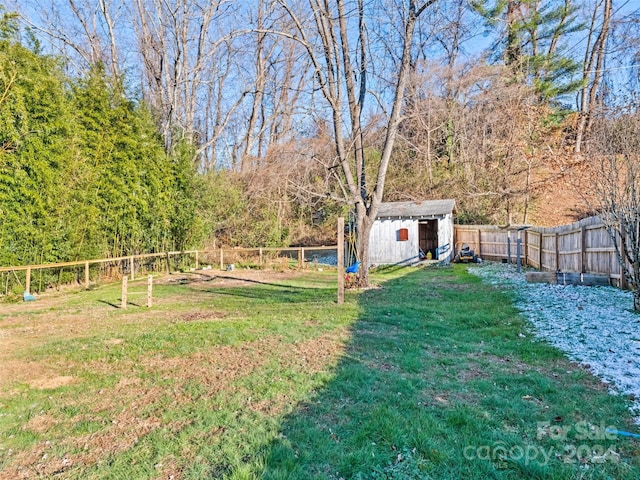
[[472, 0, 584, 102], [4, 0, 640, 272], [131, 0, 246, 167], [574, 0, 612, 153], [587, 110, 640, 310], [392, 61, 560, 224], [0, 10, 76, 266], [0, 12, 198, 269], [272, 0, 436, 286], [15, 0, 124, 77], [235, 2, 309, 172]]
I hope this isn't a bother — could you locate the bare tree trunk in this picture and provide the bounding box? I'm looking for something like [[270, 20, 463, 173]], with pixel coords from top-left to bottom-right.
[[239, 4, 308, 171], [359, 1, 434, 286], [132, 0, 249, 166], [18, 0, 124, 77], [97, 0, 120, 78], [241, 3, 268, 172], [575, 0, 611, 154], [505, 0, 521, 69], [273, 0, 435, 286]]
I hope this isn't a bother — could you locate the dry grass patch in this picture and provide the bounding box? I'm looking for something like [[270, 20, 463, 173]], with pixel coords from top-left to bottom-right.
[[0, 269, 354, 477], [175, 310, 227, 322], [27, 376, 75, 390], [2, 329, 350, 477], [21, 414, 57, 435]]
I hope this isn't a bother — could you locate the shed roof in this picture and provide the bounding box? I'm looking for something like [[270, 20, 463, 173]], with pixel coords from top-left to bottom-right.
[[375, 199, 456, 219]]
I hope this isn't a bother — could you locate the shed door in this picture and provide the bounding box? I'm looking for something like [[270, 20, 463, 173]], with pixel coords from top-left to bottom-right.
[[419, 220, 438, 258]]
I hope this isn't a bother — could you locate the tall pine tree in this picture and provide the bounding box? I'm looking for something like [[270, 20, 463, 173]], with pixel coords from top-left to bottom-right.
[[473, 0, 584, 102]]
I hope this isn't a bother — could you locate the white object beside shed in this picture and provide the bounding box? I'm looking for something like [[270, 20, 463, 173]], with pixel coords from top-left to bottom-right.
[[369, 199, 456, 265]]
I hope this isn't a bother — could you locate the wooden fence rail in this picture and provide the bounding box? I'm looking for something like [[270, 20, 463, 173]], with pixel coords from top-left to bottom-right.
[[0, 245, 338, 296], [454, 216, 626, 287]]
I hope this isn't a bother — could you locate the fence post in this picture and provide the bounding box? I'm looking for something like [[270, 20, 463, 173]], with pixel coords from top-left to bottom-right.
[[195, 251, 199, 270], [165, 252, 171, 275], [259, 248, 263, 266], [130, 256, 135, 280], [298, 248, 304, 268], [220, 248, 224, 270], [147, 275, 153, 308], [580, 226, 586, 273], [121, 276, 128, 309], [555, 232, 560, 271], [85, 261, 90, 289], [539, 232, 543, 270], [476, 229, 482, 258], [337, 217, 344, 305], [25, 266, 31, 294], [516, 235, 522, 273], [523, 230, 528, 267]]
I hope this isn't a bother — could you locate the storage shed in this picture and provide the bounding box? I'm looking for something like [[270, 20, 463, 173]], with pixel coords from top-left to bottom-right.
[[369, 199, 456, 265]]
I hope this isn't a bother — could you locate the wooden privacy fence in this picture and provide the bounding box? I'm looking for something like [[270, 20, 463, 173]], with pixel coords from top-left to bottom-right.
[[454, 216, 626, 287], [0, 245, 337, 297]]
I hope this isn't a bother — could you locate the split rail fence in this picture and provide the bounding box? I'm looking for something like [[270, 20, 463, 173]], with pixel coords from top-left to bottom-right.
[[0, 246, 337, 297], [454, 216, 627, 288]]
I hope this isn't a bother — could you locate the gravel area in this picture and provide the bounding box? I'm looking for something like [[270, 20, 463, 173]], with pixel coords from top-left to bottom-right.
[[468, 262, 640, 421]]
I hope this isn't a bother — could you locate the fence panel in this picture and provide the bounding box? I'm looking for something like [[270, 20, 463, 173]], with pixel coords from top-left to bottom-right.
[[526, 231, 542, 269], [557, 228, 581, 273], [453, 228, 481, 254], [454, 216, 627, 287], [0, 245, 338, 298], [454, 226, 526, 262]]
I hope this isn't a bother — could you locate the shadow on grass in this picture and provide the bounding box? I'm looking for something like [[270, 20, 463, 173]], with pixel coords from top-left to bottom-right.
[[97, 299, 121, 309], [214, 275, 325, 289], [97, 299, 146, 309], [193, 282, 338, 304], [258, 266, 640, 480], [176, 271, 327, 290]]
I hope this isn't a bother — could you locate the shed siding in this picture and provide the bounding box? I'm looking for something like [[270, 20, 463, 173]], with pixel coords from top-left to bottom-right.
[[438, 213, 454, 262], [369, 218, 420, 265], [369, 213, 455, 265]]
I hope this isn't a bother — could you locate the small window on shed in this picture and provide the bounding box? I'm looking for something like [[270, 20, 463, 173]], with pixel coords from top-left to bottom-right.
[[398, 228, 409, 241]]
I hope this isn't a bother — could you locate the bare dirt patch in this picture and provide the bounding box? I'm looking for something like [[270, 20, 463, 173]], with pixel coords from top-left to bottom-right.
[[22, 414, 57, 435], [0, 269, 342, 477], [377, 362, 396, 372], [175, 310, 227, 323], [160, 269, 303, 288], [0, 444, 74, 480], [0, 361, 74, 393], [28, 375, 75, 390], [0, 270, 311, 389], [2, 329, 349, 477], [247, 393, 292, 416], [289, 332, 348, 373], [456, 364, 490, 382]]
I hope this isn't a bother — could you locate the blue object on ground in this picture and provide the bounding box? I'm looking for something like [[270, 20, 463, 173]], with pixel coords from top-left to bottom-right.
[[346, 261, 360, 274], [23, 291, 36, 302], [606, 428, 640, 439]]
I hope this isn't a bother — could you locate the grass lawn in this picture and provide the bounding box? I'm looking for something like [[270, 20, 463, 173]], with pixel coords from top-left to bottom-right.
[[0, 265, 638, 479]]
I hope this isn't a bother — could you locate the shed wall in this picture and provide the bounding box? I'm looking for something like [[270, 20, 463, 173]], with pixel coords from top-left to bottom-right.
[[369, 214, 454, 265], [369, 218, 420, 265], [437, 213, 454, 262]]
